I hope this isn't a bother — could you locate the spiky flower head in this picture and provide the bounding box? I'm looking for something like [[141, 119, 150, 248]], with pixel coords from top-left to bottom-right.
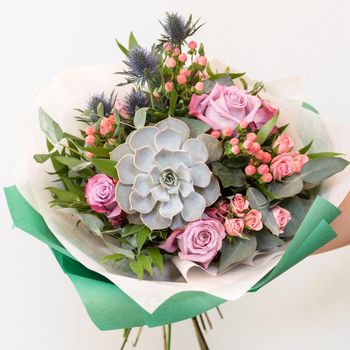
[[124, 88, 149, 117], [76, 92, 114, 123], [120, 46, 161, 86], [160, 12, 203, 46]]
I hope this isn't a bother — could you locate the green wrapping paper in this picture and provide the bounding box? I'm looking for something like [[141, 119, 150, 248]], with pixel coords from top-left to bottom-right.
[[4, 185, 340, 330]]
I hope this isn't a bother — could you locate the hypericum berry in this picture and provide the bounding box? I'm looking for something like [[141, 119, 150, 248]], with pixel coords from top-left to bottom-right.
[[165, 57, 177, 68], [230, 138, 239, 145], [85, 135, 95, 145], [163, 42, 172, 53], [211, 130, 221, 139], [255, 149, 265, 160], [262, 172, 273, 183], [86, 152, 94, 159], [195, 81, 204, 92], [172, 47, 180, 56], [178, 53, 187, 63], [245, 165, 256, 176], [180, 68, 191, 77], [262, 152, 272, 164], [258, 164, 269, 175], [246, 133, 257, 142], [177, 74, 187, 85], [197, 56, 207, 66], [165, 82, 173, 92], [249, 142, 261, 154], [243, 139, 253, 150], [240, 120, 248, 128], [222, 128, 234, 137], [231, 145, 240, 155], [188, 40, 197, 50], [85, 126, 95, 135]]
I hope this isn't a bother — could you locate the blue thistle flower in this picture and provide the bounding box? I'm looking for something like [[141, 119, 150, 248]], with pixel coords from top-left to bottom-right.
[[120, 46, 161, 86], [124, 88, 149, 117], [160, 12, 203, 46]]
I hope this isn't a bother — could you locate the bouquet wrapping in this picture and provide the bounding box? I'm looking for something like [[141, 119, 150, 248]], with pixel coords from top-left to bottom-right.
[[5, 12, 350, 348]]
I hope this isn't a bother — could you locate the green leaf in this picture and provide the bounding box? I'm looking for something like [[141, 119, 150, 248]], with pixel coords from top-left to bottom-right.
[[169, 88, 178, 116], [129, 260, 144, 280], [90, 158, 118, 179], [82, 146, 110, 158], [246, 187, 280, 236], [122, 224, 147, 238], [136, 227, 151, 253], [101, 253, 126, 264], [206, 63, 215, 78], [256, 113, 279, 144], [46, 187, 81, 202], [147, 248, 163, 273], [137, 255, 153, 275], [307, 152, 344, 159], [268, 174, 304, 198], [33, 153, 51, 163], [39, 107, 64, 145], [115, 39, 128, 55], [209, 72, 245, 81], [218, 236, 257, 274], [134, 107, 148, 129], [299, 140, 313, 154], [255, 228, 284, 250], [96, 102, 104, 117], [222, 156, 250, 169], [198, 42, 205, 56], [54, 156, 83, 167], [204, 76, 233, 93], [61, 177, 85, 198], [76, 213, 104, 236], [212, 162, 246, 188], [302, 101, 319, 114], [300, 157, 349, 184], [177, 117, 210, 137], [128, 31, 139, 49]]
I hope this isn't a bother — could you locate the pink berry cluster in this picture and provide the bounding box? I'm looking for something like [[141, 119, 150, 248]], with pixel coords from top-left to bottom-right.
[[83, 115, 117, 159], [163, 40, 206, 93]]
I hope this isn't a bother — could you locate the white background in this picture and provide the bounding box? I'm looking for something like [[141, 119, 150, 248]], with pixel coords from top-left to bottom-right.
[[1, 0, 350, 349]]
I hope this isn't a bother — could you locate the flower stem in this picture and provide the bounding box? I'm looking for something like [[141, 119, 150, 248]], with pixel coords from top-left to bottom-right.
[[120, 328, 131, 350], [166, 324, 172, 350], [216, 306, 224, 319], [132, 327, 143, 347], [192, 317, 209, 350], [147, 79, 155, 109], [204, 312, 213, 330], [162, 325, 167, 349], [199, 314, 207, 332]]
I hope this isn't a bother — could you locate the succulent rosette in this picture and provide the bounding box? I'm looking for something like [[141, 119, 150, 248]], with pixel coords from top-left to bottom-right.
[[112, 117, 221, 229], [5, 11, 350, 350]]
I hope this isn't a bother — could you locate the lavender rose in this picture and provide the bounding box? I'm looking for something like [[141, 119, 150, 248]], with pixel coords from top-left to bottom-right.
[[189, 83, 261, 131], [159, 219, 226, 269]]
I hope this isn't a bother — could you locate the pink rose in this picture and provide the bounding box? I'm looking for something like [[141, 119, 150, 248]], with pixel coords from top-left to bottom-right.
[[270, 153, 296, 181], [291, 152, 309, 173], [159, 219, 226, 269], [114, 98, 130, 119], [272, 206, 291, 234], [231, 194, 249, 217], [189, 84, 261, 131], [273, 133, 294, 154], [244, 209, 263, 231], [251, 99, 278, 130], [85, 174, 117, 213], [107, 205, 125, 226], [224, 218, 245, 238]]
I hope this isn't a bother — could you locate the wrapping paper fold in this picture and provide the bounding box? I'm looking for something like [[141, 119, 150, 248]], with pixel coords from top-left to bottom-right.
[[4, 185, 340, 330]]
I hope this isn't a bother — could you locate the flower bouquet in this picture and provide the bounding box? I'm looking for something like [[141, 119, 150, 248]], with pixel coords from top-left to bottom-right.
[[5, 12, 350, 349]]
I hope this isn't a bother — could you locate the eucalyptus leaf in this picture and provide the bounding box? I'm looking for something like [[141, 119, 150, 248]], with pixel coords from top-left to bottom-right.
[[96, 102, 104, 117], [46, 187, 81, 202], [299, 140, 313, 154], [134, 107, 148, 129], [300, 157, 349, 184], [255, 228, 284, 250], [218, 236, 257, 274], [204, 76, 233, 94], [268, 174, 304, 198], [33, 153, 51, 163], [177, 117, 210, 137], [39, 107, 64, 145], [246, 187, 280, 236], [302, 101, 319, 114], [76, 213, 104, 236], [212, 162, 246, 188], [82, 146, 111, 158], [307, 152, 344, 159]]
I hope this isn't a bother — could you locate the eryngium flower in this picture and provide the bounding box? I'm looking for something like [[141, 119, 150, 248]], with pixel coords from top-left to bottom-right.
[[124, 88, 149, 117], [120, 46, 160, 86], [111, 117, 222, 230], [160, 12, 203, 46]]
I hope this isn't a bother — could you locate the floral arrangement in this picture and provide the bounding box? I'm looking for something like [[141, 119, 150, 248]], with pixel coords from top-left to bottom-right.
[[7, 12, 349, 349]]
